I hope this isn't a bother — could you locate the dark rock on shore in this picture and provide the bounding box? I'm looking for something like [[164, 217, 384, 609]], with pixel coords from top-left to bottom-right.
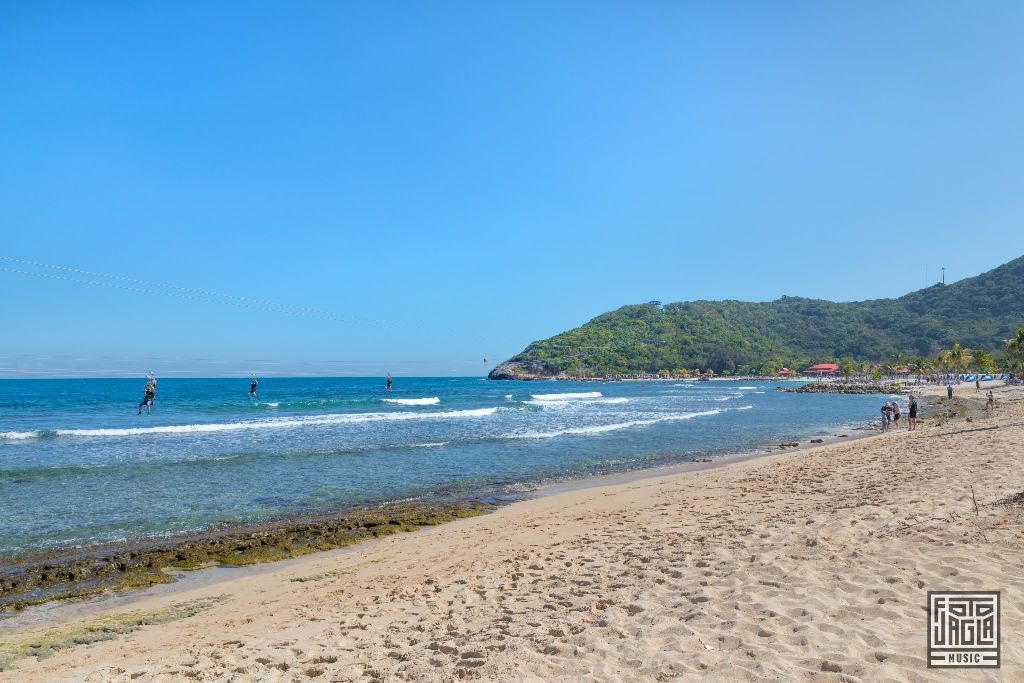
[[0, 502, 487, 612]]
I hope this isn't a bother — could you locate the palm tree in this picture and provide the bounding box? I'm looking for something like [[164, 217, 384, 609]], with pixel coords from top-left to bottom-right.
[[909, 356, 931, 384], [972, 348, 993, 374], [1007, 327, 1024, 366], [840, 360, 856, 383], [950, 343, 972, 375]]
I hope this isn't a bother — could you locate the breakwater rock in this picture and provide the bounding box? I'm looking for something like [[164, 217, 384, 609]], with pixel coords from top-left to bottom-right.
[[777, 383, 907, 394]]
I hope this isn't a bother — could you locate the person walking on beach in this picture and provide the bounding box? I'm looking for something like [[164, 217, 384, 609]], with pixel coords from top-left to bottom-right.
[[881, 402, 892, 432], [890, 400, 901, 428], [248, 377, 259, 400], [986, 390, 995, 411], [947, 384, 954, 400], [137, 374, 156, 415], [385, 373, 393, 394], [908, 394, 918, 431], [976, 378, 981, 392]]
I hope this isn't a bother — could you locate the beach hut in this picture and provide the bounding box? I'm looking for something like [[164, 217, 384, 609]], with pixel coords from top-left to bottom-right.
[[778, 367, 791, 377], [804, 363, 839, 378]]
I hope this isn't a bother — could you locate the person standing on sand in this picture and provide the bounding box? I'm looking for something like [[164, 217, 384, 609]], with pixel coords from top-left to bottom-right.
[[137, 374, 156, 415], [908, 394, 918, 431], [891, 400, 901, 427], [248, 377, 259, 400], [947, 384, 954, 399], [976, 378, 981, 392], [986, 391, 995, 411], [881, 403, 892, 432]]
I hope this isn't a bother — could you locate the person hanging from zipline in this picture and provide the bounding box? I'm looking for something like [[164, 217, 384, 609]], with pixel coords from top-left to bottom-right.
[[248, 376, 259, 400], [137, 373, 157, 415]]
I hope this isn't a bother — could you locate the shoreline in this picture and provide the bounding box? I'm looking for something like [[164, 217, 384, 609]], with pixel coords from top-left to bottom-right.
[[1, 383, 1020, 678], [1, 372, 940, 617], [0, 405, 886, 615], [0, 387, 935, 621]]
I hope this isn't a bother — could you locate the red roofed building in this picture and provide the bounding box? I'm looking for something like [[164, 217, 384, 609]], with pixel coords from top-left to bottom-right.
[[778, 367, 791, 376], [804, 363, 839, 377]]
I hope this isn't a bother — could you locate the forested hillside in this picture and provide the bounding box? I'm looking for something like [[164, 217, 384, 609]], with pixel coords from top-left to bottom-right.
[[489, 255, 1024, 378]]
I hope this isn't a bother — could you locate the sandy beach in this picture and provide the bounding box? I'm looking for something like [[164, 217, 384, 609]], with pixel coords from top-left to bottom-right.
[[2, 382, 1021, 682]]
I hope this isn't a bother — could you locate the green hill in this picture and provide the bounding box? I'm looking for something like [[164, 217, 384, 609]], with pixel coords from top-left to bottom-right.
[[489, 255, 1024, 379]]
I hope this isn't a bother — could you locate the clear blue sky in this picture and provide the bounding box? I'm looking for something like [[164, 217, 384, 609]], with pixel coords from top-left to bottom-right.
[[2, 2, 1023, 377]]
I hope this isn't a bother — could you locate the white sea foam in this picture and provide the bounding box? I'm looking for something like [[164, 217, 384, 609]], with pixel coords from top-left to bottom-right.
[[382, 397, 441, 406], [508, 409, 723, 440], [410, 441, 449, 448], [525, 397, 629, 408], [530, 392, 603, 400], [0, 431, 38, 441], [736, 386, 757, 390], [4, 408, 496, 440]]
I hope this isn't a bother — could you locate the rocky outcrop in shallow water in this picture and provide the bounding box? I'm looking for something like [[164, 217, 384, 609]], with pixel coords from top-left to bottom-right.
[[777, 383, 907, 394]]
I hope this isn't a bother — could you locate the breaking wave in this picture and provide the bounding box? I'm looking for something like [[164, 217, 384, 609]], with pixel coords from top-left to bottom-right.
[[505, 408, 738, 440], [382, 397, 441, 406], [525, 397, 629, 408], [0, 408, 496, 441], [530, 392, 603, 400]]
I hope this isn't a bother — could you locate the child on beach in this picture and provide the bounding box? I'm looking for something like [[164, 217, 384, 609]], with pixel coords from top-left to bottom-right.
[[986, 391, 995, 411], [881, 403, 892, 432]]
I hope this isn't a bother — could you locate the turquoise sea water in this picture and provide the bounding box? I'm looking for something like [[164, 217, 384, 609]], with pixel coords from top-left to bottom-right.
[[0, 377, 889, 557]]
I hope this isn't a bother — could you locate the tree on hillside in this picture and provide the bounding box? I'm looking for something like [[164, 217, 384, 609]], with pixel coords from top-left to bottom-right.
[[972, 348, 994, 374], [950, 343, 972, 375], [840, 360, 857, 382], [909, 356, 932, 383], [893, 353, 908, 372], [1007, 328, 1024, 373]]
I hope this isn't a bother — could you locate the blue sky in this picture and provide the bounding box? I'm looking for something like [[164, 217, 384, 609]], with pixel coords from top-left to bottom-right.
[[2, 2, 1023, 377]]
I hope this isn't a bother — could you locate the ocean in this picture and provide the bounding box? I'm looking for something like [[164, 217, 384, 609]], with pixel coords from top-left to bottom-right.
[[0, 377, 889, 558]]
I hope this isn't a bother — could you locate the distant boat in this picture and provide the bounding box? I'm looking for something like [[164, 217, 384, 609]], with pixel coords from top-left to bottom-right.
[[698, 376, 710, 381]]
